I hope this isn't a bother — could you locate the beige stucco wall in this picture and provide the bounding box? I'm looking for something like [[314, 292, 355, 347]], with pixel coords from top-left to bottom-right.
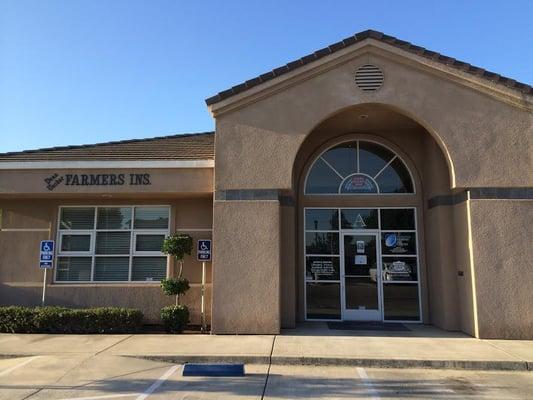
[[420, 134, 460, 330], [280, 199, 296, 328], [469, 199, 533, 339], [425, 205, 459, 330], [211, 200, 280, 334], [0, 196, 213, 324], [452, 201, 477, 337], [213, 50, 532, 191]]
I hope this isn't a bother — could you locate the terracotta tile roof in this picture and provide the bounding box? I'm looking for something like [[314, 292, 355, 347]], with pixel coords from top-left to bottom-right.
[[0, 131, 214, 161], [205, 29, 533, 105]]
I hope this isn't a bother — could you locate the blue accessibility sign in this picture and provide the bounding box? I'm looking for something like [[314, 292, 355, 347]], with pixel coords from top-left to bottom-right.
[[197, 239, 212, 262], [39, 240, 55, 269], [41, 240, 54, 253]]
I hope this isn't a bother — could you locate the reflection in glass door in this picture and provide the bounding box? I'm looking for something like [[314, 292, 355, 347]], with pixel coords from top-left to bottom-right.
[[341, 233, 381, 321]]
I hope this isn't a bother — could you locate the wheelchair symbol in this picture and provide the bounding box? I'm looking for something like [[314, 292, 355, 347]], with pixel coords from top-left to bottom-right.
[[41, 241, 54, 252]]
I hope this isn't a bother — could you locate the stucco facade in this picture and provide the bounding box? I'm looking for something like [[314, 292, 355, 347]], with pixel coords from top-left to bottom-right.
[[0, 30, 531, 338]]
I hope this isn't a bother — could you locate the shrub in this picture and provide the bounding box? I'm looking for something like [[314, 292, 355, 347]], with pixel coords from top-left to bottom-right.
[[0, 306, 143, 334], [160, 277, 190, 306], [160, 233, 193, 332], [161, 234, 193, 265], [160, 305, 189, 333], [0, 306, 38, 333]]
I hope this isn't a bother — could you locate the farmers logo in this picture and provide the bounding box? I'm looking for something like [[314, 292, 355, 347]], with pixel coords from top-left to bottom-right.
[[340, 174, 378, 194]]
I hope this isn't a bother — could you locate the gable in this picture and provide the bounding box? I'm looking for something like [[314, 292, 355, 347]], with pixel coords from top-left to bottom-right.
[[206, 30, 532, 114]]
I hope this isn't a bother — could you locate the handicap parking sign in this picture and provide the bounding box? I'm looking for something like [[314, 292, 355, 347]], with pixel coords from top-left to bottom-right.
[[41, 240, 54, 253], [197, 240, 212, 262], [39, 240, 55, 269]]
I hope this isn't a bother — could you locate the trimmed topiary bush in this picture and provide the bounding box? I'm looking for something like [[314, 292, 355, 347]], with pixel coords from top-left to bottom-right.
[[160, 233, 193, 333], [160, 277, 190, 306], [160, 305, 189, 333], [161, 233, 193, 306], [0, 306, 143, 334]]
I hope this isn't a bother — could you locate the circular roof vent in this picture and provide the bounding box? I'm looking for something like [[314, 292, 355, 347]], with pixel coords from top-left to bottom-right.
[[355, 64, 384, 91]]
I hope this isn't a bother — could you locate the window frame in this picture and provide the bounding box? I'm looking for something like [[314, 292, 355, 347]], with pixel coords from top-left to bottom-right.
[[133, 231, 169, 255], [304, 139, 416, 196], [303, 206, 422, 323], [58, 231, 94, 255], [55, 205, 170, 284]]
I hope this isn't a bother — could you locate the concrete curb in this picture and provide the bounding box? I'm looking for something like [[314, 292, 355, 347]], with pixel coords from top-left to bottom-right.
[[272, 356, 530, 371], [121, 354, 531, 371], [0, 354, 25, 360]]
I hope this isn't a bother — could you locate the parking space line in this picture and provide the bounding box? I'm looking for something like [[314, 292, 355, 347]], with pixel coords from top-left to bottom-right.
[[0, 355, 41, 377], [135, 364, 181, 400], [61, 394, 138, 400], [356, 367, 380, 400]]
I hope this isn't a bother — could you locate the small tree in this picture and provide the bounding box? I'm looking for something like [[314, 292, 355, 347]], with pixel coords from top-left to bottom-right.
[[160, 234, 193, 306]]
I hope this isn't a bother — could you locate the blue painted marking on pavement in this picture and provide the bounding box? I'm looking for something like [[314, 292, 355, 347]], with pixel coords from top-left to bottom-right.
[[182, 363, 245, 377]]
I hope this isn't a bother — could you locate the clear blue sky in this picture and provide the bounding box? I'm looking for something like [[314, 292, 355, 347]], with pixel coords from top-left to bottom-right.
[[1, 0, 532, 153]]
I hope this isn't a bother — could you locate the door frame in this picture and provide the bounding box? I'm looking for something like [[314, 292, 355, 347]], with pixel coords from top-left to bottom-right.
[[340, 230, 383, 321], [303, 206, 423, 323]]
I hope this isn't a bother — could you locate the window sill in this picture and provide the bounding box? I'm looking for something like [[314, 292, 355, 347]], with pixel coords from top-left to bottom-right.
[[50, 282, 212, 287], [51, 282, 162, 288]]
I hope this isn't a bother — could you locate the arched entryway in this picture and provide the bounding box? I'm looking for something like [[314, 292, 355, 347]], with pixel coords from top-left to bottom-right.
[[290, 104, 456, 328], [303, 138, 420, 322]]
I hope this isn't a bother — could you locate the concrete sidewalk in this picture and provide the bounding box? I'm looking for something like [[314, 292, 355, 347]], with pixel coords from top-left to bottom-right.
[[0, 324, 532, 371]]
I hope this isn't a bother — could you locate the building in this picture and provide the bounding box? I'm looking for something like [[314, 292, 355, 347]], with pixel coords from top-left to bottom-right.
[[0, 30, 531, 339]]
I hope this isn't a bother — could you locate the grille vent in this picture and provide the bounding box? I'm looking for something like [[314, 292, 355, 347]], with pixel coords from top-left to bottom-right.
[[355, 64, 384, 91]]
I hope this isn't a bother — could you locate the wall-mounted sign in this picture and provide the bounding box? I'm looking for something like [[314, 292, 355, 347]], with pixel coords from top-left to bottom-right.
[[310, 260, 334, 275], [44, 173, 151, 191], [340, 174, 378, 194]]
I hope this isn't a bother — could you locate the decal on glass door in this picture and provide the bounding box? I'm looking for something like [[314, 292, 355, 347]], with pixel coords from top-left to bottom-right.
[[354, 255, 367, 265]]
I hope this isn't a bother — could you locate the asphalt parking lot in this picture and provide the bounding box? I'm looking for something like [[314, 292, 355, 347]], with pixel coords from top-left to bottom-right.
[[1, 353, 533, 400]]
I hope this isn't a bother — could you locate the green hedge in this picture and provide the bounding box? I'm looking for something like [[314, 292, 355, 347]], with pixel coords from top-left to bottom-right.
[[160, 305, 189, 333], [0, 306, 143, 334]]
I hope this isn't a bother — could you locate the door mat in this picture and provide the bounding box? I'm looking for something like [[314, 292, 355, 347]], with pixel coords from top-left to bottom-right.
[[327, 321, 410, 331]]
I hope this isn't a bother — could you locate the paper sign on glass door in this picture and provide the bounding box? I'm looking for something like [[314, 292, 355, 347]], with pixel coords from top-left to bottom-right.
[[355, 255, 367, 265], [356, 240, 365, 254]]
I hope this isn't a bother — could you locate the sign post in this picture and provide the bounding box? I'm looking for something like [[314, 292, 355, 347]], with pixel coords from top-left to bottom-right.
[[39, 240, 55, 306], [197, 239, 212, 333]]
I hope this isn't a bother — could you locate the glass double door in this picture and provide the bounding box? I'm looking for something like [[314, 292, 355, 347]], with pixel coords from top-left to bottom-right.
[[341, 232, 382, 321]]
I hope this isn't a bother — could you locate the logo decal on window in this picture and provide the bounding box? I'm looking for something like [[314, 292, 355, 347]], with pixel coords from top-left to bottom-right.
[[340, 174, 378, 194]]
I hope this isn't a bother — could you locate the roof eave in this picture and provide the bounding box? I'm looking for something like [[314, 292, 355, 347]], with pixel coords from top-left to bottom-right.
[[0, 159, 215, 170]]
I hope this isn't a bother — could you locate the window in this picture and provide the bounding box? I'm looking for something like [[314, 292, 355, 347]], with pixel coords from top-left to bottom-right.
[[304, 207, 420, 321], [305, 140, 414, 194], [304, 208, 341, 319], [56, 206, 169, 282]]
